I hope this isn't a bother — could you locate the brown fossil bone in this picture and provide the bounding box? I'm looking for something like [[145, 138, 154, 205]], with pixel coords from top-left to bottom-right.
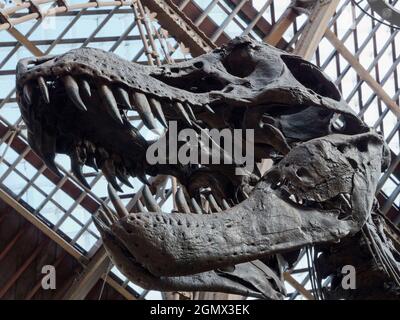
[[15, 36, 399, 299], [102, 132, 387, 277]]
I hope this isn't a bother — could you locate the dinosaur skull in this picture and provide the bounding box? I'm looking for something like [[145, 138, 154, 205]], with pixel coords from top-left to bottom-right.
[[15, 36, 390, 299]]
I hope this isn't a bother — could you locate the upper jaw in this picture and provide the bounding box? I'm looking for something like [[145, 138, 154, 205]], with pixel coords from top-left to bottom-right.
[[15, 50, 208, 188], [16, 48, 211, 108], [15, 47, 365, 115], [15, 46, 367, 150]]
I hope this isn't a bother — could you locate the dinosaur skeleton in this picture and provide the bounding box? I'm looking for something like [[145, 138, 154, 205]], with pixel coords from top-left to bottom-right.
[[16, 37, 400, 299]]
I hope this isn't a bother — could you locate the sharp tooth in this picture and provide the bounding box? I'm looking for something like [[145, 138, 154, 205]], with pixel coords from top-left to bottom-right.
[[200, 194, 211, 214], [208, 193, 222, 212], [104, 172, 123, 192], [23, 83, 33, 105], [132, 199, 145, 213], [185, 103, 197, 121], [343, 193, 351, 202], [101, 203, 118, 223], [97, 209, 112, 227], [142, 185, 161, 212], [149, 97, 167, 128], [85, 141, 96, 154], [88, 156, 99, 172], [80, 79, 92, 97], [35, 125, 62, 178], [95, 147, 109, 168], [132, 92, 158, 130], [83, 142, 97, 170], [93, 157, 99, 171], [86, 155, 99, 172], [221, 199, 230, 210], [176, 187, 190, 213], [37, 76, 50, 104], [114, 87, 132, 109], [204, 104, 215, 114], [62, 75, 87, 111], [340, 193, 352, 210], [100, 84, 123, 124], [77, 145, 87, 164], [71, 154, 90, 189], [102, 159, 123, 192], [173, 101, 192, 126], [190, 198, 203, 214], [107, 184, 129, 218], [137, 171, 150, 186], [116, 169, 133, 188], [92, 214, 108, 232]]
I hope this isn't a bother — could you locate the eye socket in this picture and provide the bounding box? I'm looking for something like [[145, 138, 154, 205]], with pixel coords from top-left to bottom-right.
[[150, 72, 225, 93], [194, 61, 204, 69], [296, 168, 308, 177], [347, 157, 358, 169], [332, 114, 346, 132], [222, 46, 256, 78], [337, 144, 346, 153], [355, 139, 369, 153], [281, 55, 342, 101]]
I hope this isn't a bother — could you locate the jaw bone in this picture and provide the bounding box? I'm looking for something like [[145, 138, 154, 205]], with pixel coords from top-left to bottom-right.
[[100, 132, 387, 279], [94, 186, 286, 300]]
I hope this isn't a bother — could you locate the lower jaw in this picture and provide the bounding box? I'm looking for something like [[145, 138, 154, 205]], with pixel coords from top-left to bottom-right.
[[96, 217, 283, 299], [113, 179, 359, 277]]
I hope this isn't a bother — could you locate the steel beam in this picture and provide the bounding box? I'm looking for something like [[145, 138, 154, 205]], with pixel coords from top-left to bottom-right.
[[7, 27, 43, 56], [264, 6, 296, 46], [63, 247, 110, 299], [142, 0, 215, 55], [283, 272, 315, 300], [103, 275, 138, 300], [325, 29, 400, 119], [0, 188, 84, 262], [294, 0, 340, 60]]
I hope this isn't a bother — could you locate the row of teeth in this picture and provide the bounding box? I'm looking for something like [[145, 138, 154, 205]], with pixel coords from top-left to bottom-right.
[[65, 136, 236, 194], [20, 75, 242, 205], [98, 182, 248, 223], [274, 178, 311, 206], [274, 177, 353, 211], [67, 139, 149, 192], [43, 129, 242, 210], [21, 75, 214, 131]]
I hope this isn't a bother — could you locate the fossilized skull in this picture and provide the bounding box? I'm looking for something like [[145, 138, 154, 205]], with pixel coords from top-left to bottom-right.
[[16, 36, 394, 299]]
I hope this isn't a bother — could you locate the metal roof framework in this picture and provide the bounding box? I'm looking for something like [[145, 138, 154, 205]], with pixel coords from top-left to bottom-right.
[[0, 0, 398, 300]]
